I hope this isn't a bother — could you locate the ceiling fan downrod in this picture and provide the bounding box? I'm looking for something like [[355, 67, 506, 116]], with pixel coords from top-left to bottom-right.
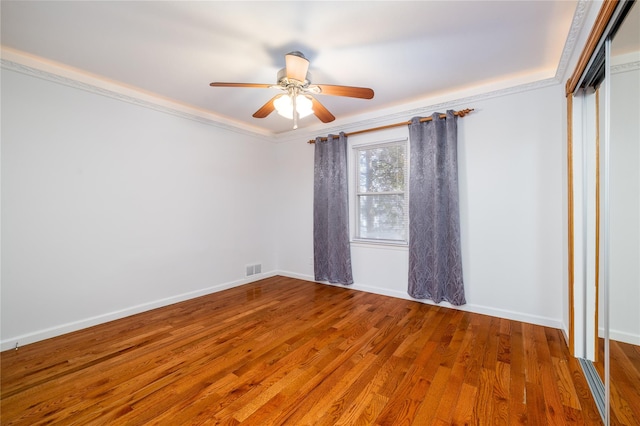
[[292, 87, 299, 130]]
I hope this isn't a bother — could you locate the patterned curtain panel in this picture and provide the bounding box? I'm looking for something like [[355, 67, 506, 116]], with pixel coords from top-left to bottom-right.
[[408, 111, 466, 305], [313, 132, 354, 285]]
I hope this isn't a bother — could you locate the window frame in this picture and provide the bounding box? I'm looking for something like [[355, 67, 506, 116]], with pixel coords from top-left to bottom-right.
[[350, 138, 409, 246]]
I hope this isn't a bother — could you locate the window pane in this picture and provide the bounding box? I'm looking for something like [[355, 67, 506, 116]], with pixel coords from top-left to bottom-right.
[[358, 194, 406, 240], [358, 145, 405, 193]]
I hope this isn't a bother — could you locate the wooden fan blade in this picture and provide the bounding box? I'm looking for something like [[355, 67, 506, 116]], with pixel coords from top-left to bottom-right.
[[252, 96, 279, 118], [315, 84, 374, 99], [210, 82, 272, 89], [311, 97, 335, 123], [285, 52, 310, 82]]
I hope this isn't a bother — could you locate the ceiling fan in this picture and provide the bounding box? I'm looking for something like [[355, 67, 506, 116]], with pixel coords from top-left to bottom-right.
[[210, 51, 374, 129]]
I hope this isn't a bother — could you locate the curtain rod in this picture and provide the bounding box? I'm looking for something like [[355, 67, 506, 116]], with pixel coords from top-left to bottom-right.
[[308, 108, 474, 144]]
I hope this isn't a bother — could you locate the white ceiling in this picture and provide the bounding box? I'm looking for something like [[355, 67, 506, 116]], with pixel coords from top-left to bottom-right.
[[1, 1, 582, 136]]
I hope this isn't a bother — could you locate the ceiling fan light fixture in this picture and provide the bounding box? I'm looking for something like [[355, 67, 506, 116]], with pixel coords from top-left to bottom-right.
[[274, 94, 313, 119]]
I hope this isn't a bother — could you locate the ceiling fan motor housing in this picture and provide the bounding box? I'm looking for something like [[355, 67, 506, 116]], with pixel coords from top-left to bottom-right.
[[277, 68, 311, 86]]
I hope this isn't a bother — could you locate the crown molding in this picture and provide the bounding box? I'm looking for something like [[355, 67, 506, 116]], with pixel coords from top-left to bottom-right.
[[611, 60, 640, 74], [274, 76, 562, 144], [0, 54, 564, 145], [0, 55, 274, 143], [555, 0, 591, 82]]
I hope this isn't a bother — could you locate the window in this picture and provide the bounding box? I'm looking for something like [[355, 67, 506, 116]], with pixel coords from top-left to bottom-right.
[[353, 140, 408, 244]]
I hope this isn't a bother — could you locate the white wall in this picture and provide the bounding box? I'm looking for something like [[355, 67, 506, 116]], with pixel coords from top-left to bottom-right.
[[276, 84, 567, 328], [1, 69, 278, 350]]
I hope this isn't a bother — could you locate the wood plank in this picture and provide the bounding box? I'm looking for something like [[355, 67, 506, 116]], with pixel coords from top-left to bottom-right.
[[564, 348, 605, 424], [492, 361, 510, 425], [508, 320, 528, 425], [450, 382, 478, 425], [609, 340, 640, 425], [0, 276, 615, 425]]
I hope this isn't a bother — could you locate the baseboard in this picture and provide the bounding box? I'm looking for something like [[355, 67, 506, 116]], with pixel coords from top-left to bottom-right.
[[0, 272, 278, 352], [4, 270, 567, 352], [598, 327, 640, 346], [560, 324, 570, 347], [276, 270, 564, 330]]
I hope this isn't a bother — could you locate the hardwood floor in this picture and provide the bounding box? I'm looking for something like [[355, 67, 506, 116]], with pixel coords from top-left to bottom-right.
[[1, 276, 603, 425], [595, 338, 640, 425]]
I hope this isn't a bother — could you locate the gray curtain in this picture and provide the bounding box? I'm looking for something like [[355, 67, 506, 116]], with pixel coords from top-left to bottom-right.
[[313, 132, 353, 285], [408, 111, 466, 305]]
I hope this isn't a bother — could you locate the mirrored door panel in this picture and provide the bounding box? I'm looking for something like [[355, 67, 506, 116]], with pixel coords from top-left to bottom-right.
[[607, 2, 640, 424]]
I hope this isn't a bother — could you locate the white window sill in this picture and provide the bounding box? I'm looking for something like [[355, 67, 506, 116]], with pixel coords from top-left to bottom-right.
[[350, 240, 409, 251]]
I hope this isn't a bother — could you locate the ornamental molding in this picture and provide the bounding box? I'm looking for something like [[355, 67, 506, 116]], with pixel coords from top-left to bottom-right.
[[611, 61, 640, 74], [0, 58, 274, 142], [555, 0, 591, 81], [275, 77, 560, 144]]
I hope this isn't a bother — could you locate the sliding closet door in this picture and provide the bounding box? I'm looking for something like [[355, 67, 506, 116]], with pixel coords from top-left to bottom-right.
[[606, 3, 640, 423]]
